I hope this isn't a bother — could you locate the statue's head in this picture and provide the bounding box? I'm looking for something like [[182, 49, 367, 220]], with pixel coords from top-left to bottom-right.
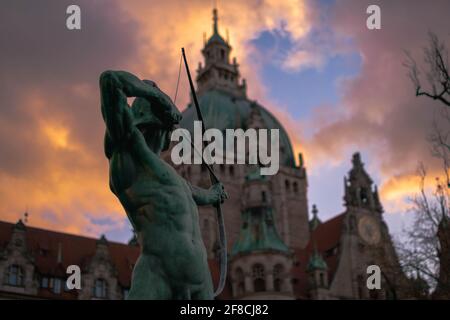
[[131, 80, 180, 153]]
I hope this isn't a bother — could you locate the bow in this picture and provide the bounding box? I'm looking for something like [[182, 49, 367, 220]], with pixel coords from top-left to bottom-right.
[[181, 48, 227, 297]]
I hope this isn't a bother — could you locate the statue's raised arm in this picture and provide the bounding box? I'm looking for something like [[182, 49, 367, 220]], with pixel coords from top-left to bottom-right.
[[99, 69, 223, 300], [99, 70, 181, 150]]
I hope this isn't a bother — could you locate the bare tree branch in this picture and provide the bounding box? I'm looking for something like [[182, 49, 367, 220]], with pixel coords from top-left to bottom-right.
[[405, 33, 450, 107]]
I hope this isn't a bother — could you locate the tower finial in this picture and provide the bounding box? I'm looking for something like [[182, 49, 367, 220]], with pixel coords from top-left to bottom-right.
[[23, 206, 29, 224], [312, 204, 318, 217], [213, 7, 219, 35]]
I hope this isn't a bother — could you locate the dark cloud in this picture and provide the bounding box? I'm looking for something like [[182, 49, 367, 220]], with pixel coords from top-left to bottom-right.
[[304, 0, 450, 203], [0, 0, 140, 173], [0, 0, 140, 233]]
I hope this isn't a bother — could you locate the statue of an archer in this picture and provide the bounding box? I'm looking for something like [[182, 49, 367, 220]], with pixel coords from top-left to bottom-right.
[[99, 66, 227, 299]]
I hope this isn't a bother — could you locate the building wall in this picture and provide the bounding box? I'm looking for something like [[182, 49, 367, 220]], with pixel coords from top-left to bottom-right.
[[328, 208, 410, 299], [0, 224, 38, 298], [0, 223, 130, 300], [177, 161, 310, 257], [230, 252, 295, 300]]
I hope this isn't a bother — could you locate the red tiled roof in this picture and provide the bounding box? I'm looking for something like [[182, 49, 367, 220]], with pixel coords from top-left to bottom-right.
[[291, 213, 345, 299], [1, 213, 346, 300], [0, 221, 140, 292], [0, 221, 231, 299], [208, 259, 233, 299]]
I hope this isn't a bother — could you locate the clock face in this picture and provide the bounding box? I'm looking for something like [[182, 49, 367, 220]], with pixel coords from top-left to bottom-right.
[[358, 215, 381, 245]]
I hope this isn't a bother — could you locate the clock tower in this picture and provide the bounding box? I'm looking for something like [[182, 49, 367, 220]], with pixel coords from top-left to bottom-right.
[[344, 152, 383, 214], [319, 152, 411, 299]]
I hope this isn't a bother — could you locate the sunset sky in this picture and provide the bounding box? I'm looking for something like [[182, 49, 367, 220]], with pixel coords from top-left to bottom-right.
[[1, 0, 449, 242]]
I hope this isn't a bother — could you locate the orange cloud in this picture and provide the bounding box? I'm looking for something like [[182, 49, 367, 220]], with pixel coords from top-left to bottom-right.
[[379, 167, 449, 213], [0, 92, 123, 236], [118, 0, 313, 108], [118, 0, 316, 166], [0, 0, 316, 239], [43, 124, 72, 150], [4, 0, 447, 240], [380, 174, 420, 202]]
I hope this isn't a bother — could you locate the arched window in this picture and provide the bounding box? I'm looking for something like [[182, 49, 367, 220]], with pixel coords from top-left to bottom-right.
[[41, 276, 49, 288], [6, 265, 24, 287], [273, 264, 284, 292], [319, 272, 325, 287], [123, 288, 129, 299], [357, 275, 365, 299], [93, 279, 108, 299], [252, 264, 266, 292], [285, 180, 290, 191], [229, 166, 234, 177], [53, 278, 62, 294], [360, 188, 369, 204], [293, 182, 298, 193], [235, 267, 245, 296], [261, 191, 267, 203]]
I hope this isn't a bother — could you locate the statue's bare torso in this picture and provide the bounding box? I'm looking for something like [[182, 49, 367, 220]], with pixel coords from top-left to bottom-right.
[[100, 70, 225, 299]]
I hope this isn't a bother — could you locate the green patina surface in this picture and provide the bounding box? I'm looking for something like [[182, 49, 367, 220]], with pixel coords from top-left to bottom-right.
[[307, 251, 328, 272], [180, 90, 296, 168], [207, 32, 227, 46], [245, 167, 267, 182], [231, 197, 290, 255], [100, 70, 227, 300], [309, 216, 322, 231], [206, 8, 228, 46]]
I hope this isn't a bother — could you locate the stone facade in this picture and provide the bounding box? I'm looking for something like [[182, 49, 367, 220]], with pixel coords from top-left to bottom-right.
[[0, 221, 138, 300], [0, 221, 38, 298]]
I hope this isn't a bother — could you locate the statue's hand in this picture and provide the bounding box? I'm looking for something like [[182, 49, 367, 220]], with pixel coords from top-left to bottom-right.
[[142, 80, 182, 125], [209, 182, 228, 204], [162, 105, 182, 125]]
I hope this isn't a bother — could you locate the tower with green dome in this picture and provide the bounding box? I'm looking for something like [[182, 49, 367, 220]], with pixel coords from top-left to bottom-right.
[[306, 245, 329, 299], [229, 166, 295, 299], [176, 7, 310, 299]]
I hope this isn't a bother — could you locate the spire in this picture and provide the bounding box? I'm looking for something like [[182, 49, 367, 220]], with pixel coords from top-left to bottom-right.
[[197, 5, 247, 98], [298, 153, 304, 168], [307, 241, 327, 272], [373, 184, 384, 213], [14, 219, 26, 231], [231, 208, 290, 255], [312, 204, 318, 217], [345, 152, 376, 210], [206, 6, 227, 45], [352, 152, 363, 168], [97, 234, 108, 245], [309, 204, 322, 231], [213, 7, 219, 35], [23, 207, 29, 224]]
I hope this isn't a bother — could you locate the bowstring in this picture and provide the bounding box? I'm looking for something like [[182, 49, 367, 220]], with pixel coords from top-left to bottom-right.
[[173, 53, 183, 104], [172, 51, 219, 182]]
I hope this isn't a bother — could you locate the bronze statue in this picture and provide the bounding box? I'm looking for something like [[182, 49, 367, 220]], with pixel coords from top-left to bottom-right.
[[99, 70, 227, 299]]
